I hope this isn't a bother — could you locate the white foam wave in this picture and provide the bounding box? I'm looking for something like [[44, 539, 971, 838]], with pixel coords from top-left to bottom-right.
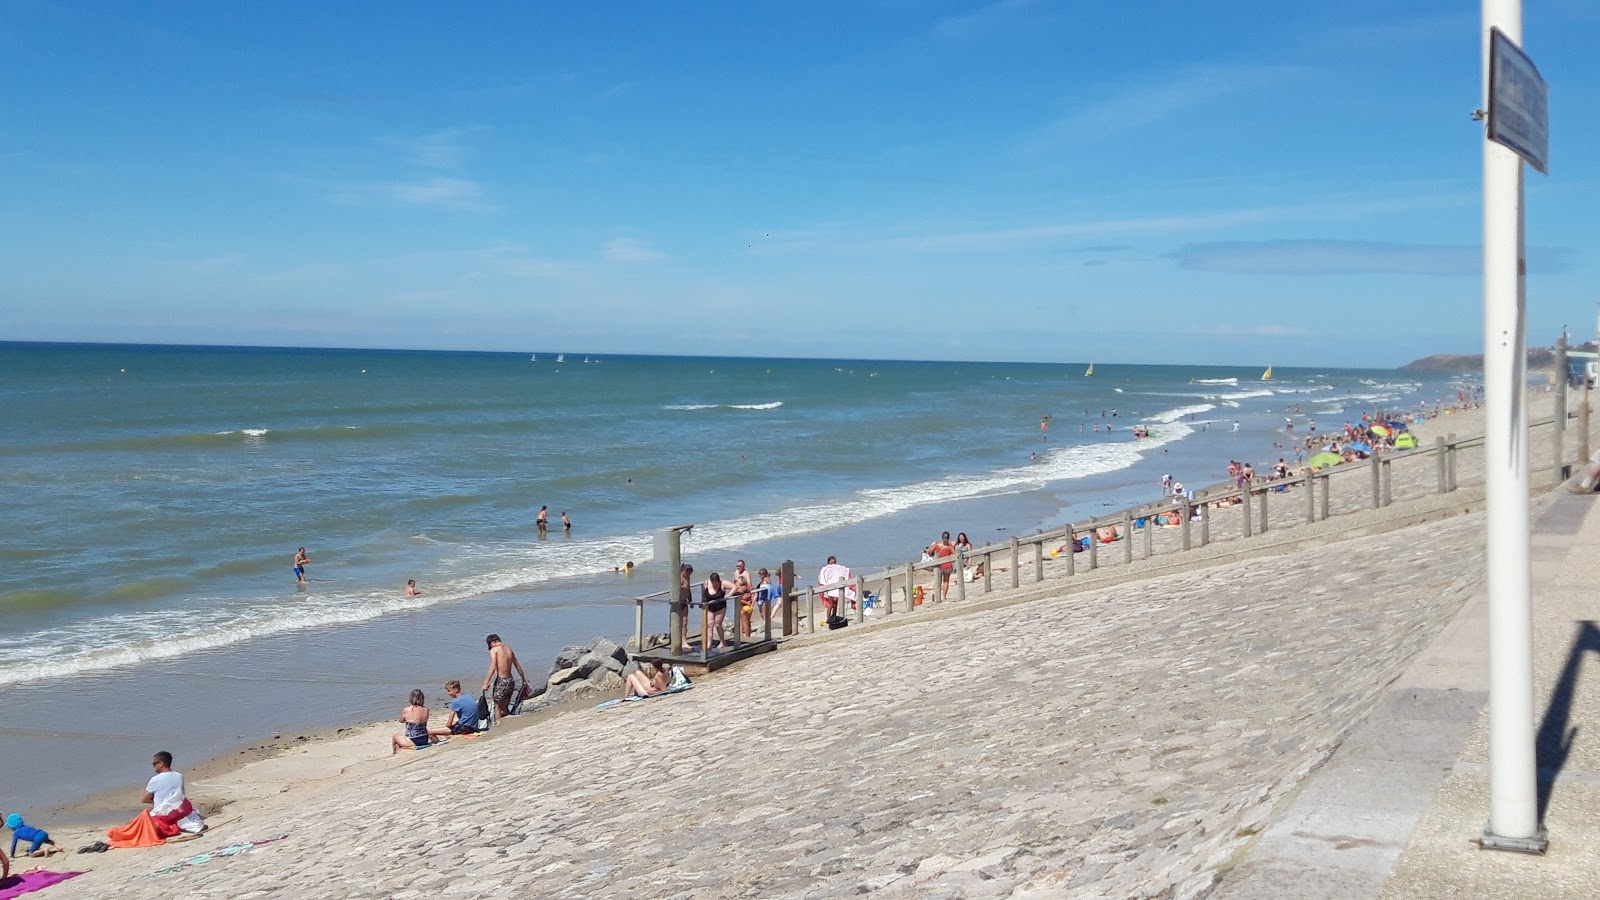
[[1215, 389, 1275, 401], [664, 402, 783, 411], [1192, 377, 1238, 385], [242, 428, 269, 437], [1, 401, 1201, 685]]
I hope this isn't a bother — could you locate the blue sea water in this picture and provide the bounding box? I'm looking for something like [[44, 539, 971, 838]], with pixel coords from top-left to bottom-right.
[[0, 342, 1463, 687], [0, 342, 1468, 815]]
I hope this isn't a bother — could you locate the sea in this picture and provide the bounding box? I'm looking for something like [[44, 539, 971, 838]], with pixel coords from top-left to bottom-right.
[[0, 342, 1470, 816]]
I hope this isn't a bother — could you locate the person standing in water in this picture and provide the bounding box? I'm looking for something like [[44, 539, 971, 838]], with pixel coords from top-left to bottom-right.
[[561, 511, 572, 532], [293, 547, 309, 583], [536, 505, 549, 535]]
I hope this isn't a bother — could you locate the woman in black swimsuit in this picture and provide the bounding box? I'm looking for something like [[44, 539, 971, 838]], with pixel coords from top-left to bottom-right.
[[702, 572, 729, 652]]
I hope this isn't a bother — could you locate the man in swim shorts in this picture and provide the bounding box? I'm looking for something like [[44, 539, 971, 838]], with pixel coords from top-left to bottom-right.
[[536, 505, 549, 534], [482, 634, 528, 720], [293, 547, 309, 583]]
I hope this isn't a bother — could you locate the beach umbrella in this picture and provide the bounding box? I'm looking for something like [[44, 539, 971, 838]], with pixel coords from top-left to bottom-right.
[[1368, 424, 1391, 437], [1348, 441, 1372, 453], [1308, 451, 1343, 468], [1386, 420, 1409, 431]]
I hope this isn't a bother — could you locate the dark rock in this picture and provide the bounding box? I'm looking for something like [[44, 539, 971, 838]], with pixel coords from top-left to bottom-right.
[[591, 636, 629, 666], [551, 644, 588, 671]]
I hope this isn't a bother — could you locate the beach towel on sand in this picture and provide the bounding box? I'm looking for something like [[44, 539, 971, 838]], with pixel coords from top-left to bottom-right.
[[593, 683, 694, 710], [107, 810, 165, 849], [0, 870, 81, 899]]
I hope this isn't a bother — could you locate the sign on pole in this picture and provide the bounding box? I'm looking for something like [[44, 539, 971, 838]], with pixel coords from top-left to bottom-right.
[[1488, 27, 1549, 174]]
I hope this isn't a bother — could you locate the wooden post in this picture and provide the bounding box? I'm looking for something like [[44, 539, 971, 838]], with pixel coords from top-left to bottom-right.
[[805, 586, 815, 634], [1009, 537, 1020, 588], [1555, 334, 1569, 486], [1447, 432, 1458, 491], [1088, 529, 1099, 570], [1382, 458, 1393, 507], [982, 551, 992, 593], [1369, 456, 1381, 509], [1304, 475, 1316, 523], [1581, 384, 1592, 465], [1033, 536, 1044, 582], [954, 551, 967, 602], [1258, 486, 1269, 534], [903, 562, 915, 611], [854, 576, 865, 624], [1065, 529, 1076, 576], [1199, 503, 1210, 547], [1241, 489, 1253, 538], [780, 560, 796, 636], [1142, 513, 1153, 559], [1122, 513, 1133, 565], [635, 597, 645, 653], [1180, 501, 1191, 551], [1436, 436, 1448, 494], [700, 600, 710, 663]]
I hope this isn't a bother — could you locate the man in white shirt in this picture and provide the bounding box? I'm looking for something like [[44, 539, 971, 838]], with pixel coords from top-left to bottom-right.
[[817, 555, 851, 621], [144, 750, 205, 837]]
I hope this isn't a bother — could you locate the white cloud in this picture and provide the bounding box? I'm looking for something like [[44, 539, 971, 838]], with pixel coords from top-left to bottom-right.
[[383, 126, 489, 169], [602, 237, 667, 262], [386, 177, 486, 209]]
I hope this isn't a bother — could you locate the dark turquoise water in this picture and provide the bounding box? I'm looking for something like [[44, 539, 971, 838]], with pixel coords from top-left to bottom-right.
[[0, 342, 1461, 689]]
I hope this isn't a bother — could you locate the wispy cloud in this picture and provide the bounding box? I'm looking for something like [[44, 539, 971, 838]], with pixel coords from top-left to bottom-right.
[[1186, 323, 1313, 338], [1169, 240, 1479, 276], [602, 237, 667, 263], [387, 177, 486, 208], [383, 126, 490, 169], [887, 208, 1280, 251], [465, 243, 582, 279], [928, 0, 1039, 42], [1022, 63, 1299, 153]]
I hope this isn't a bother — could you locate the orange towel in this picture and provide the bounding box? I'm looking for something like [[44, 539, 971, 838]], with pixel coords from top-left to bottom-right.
[[106, 810, 165, 849]]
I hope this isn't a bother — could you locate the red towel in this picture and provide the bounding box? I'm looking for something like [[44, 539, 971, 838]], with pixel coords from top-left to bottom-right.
[[151, 799, 194, 838], [106, 810, 165, 849]]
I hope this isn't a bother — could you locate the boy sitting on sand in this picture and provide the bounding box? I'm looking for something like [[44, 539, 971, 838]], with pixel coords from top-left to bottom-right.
[[5, 812, 62, 858]]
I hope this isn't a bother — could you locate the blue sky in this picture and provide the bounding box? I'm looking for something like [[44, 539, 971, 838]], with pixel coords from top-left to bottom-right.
[[2, 1, 1596, 367]]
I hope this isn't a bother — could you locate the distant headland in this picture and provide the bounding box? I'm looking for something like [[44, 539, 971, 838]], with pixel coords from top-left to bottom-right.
[[1401, 343, 1592, 373]]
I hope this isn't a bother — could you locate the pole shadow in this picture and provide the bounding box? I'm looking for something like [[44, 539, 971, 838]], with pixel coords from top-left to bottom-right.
[[1535, 620, 1600, 820]]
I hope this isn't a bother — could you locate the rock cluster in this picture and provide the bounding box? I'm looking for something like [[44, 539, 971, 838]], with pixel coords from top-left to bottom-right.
[[523, 635, 632, 711]]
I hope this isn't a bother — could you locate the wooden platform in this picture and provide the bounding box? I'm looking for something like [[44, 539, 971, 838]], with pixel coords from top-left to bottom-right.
[[633, 636, 778, 676]]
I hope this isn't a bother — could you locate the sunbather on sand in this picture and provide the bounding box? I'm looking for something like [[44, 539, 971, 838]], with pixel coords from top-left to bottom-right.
[[624, 660, 670, 698], [391, 689, 434, 754]]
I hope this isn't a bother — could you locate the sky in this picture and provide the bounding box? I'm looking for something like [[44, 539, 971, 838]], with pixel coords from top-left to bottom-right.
[[2, 1, 1597, 368]]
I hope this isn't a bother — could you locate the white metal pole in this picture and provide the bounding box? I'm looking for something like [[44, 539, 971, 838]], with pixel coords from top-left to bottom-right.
[[1482, 0, 1540, 846]]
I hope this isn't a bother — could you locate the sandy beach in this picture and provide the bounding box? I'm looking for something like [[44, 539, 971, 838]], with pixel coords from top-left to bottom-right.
[[14, 389, 1583, 898]]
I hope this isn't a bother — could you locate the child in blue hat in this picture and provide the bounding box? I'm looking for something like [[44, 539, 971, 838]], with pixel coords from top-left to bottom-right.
[[5, 812, 62, 857]]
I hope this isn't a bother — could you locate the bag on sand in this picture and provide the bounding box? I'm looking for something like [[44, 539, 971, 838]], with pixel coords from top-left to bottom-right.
[[476, 691, 491, 726], [826, 614, 849, 630]]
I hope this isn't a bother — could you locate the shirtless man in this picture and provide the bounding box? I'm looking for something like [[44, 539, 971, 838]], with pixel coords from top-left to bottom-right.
[[561, 511, 572, 532], [481, 634, 528, 720], [536, 506, 549, 535]]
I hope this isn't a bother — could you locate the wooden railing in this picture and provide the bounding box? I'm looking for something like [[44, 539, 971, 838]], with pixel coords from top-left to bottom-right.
[[633, 411, 1578, 645]]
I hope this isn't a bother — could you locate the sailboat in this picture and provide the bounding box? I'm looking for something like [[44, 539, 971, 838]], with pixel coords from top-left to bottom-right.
[[556, 353, 566, 364], [1261, 365, 1273, 381], [530, 354, 537, 362], [1084, 363, 1094, 377]]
